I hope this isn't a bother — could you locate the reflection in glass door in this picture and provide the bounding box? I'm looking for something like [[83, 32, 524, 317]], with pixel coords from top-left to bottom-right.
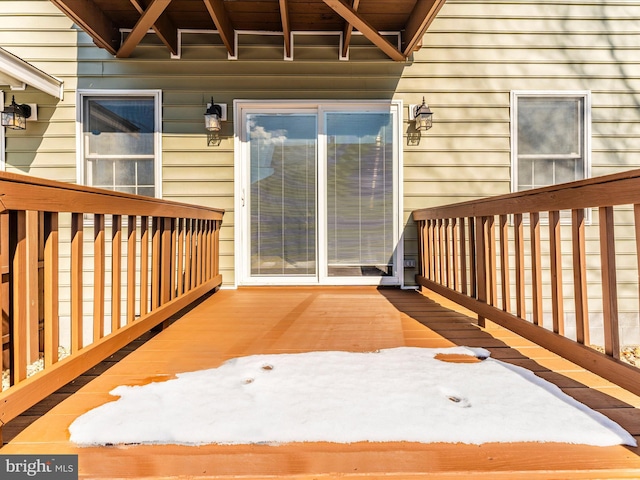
[[248, 114, 318, 277]]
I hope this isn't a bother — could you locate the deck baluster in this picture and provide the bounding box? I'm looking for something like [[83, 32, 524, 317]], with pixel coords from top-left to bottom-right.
[[474, 216, 487, 328], [459, 217, 467, 295], [94, 214, 105, 341], [599, 206, 620, 359], [549, 210, 564, 335], [572, 208, 589, 345], [127, 215, 137, 324], [43, 212, 59, 367], [487, 215, 497, 307], [530, 212, 543, 326], [499, 214, 511, 313], [451, 217, 459, 292], [140, 216, 149, 316], [111, 215, 122, 333], [70, 213, 83, 353]]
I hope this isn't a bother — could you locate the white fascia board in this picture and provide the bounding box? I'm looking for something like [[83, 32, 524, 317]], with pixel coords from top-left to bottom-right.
[[0, 47, 64, 99]]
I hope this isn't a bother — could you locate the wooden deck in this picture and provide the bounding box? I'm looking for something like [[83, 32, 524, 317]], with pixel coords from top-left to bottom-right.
[[3, 286, 640, 479]]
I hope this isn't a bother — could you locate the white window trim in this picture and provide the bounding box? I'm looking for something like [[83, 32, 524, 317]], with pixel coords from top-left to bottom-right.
[[510, 90, 592, 194], [76, 89, 163, 198], [233, 99, 404, 288]]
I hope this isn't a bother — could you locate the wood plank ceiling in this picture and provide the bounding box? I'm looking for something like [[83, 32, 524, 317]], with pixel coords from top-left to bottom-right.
[[50, 0, 447, 61]]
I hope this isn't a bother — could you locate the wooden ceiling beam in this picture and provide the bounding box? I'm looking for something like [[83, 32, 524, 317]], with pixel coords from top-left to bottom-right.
[[341, 0, 360, 58], [279, 0, 291, 58], [322, 0, 405, 61], [130, 0, 179, 56], [402, 0, 447, 57], [117, 0, 173, 58], [202, 0, 236, 58], [50, 0, 120, 55]]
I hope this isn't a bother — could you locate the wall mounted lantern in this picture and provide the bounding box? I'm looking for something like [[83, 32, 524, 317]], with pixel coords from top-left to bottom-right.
[[413, 97, 433, 131], [204, 97, 223, 146], [1, 96, 32, 130]]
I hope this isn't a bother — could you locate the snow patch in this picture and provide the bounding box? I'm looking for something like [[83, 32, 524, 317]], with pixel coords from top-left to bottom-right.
[[68, 347, 636, 447]]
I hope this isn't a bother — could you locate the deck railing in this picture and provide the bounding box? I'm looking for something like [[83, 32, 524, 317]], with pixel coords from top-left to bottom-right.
[[0, 172, 224, 441], [413, 168, 640, 396]]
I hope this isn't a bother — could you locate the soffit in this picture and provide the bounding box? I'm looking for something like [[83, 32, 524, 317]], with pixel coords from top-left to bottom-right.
[[49, 0, 447, 61]]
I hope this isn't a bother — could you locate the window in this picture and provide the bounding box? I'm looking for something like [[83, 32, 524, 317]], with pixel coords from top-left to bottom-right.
[[79, 91, 161, 197], [511, 92, 590, 192]]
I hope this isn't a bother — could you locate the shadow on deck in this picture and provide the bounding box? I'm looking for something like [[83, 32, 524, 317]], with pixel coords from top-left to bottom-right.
[[3, 286, 640, 479]]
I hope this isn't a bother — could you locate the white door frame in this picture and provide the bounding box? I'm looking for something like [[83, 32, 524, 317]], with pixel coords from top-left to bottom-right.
[[234, 99, 404, 287]]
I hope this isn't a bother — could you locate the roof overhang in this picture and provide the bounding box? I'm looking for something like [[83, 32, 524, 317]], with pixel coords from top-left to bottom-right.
[[0, 47, 64, 99], [50, 0, 447, 61]]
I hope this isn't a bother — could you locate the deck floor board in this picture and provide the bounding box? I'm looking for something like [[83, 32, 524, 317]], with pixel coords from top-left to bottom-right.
[[3, 286, 640, 478]]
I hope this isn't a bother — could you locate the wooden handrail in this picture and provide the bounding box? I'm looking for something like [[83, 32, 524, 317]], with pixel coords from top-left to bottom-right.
[[412, 168, 640, 396], [0, 172, 224, 441]]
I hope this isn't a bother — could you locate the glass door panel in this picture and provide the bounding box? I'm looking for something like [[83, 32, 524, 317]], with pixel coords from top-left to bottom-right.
[[248, 114, 318, 277], [325, 112, 394, 277]]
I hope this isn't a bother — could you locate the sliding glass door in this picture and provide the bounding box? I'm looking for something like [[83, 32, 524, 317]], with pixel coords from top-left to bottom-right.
[[238, 102, 401, 285]]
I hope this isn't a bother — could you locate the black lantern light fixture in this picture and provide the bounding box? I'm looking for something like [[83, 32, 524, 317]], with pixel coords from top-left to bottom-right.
[[1, 96, 32, 130], [413, 97, 433, 131], [204, 97, 222, 132], [204, 97, 223, 146]]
